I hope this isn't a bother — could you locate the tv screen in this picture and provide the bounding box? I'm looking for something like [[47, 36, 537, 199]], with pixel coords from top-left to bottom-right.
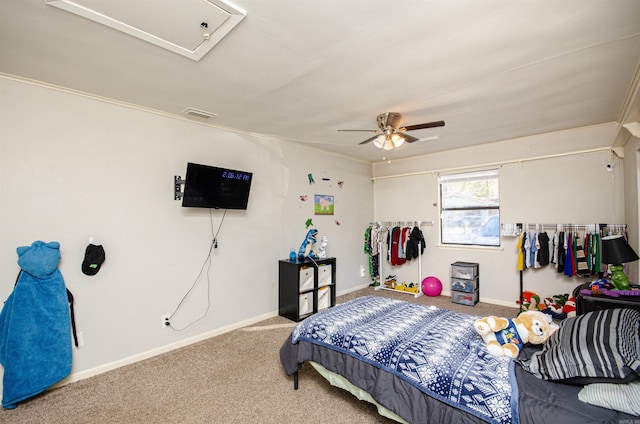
[[182, 162, 253, 210]]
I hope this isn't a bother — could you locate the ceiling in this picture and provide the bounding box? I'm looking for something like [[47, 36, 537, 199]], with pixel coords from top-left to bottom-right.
[[2, 0, 640, 163]]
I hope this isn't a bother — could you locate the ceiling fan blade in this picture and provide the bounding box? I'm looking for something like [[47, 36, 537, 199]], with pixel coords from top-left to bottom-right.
[[396, 132, 419, 143], [338, 129, 379, 132], [403, 120, 445, 131], [359, 134, 382, 145]]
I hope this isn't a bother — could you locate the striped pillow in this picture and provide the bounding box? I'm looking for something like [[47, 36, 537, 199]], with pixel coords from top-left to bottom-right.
[[578, 380, 640, 415], [518, 308, 640, 384]]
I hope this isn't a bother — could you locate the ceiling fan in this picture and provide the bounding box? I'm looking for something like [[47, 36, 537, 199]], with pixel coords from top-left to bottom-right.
[[339, 112, 445, 150]]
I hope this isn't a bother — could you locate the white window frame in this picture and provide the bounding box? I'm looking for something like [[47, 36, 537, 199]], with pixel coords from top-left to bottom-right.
[[439, 169, 500, 247]]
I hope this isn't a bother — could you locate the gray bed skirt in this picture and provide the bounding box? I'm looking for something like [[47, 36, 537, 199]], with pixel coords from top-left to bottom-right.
[[280, 334, 637, 424]]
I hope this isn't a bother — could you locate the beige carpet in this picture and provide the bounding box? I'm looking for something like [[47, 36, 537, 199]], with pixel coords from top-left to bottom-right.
[[0, 287, 518, 423]]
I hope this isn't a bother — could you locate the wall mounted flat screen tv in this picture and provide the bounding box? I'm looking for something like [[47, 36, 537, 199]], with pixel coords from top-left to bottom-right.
[[182, 162, 253, 210]]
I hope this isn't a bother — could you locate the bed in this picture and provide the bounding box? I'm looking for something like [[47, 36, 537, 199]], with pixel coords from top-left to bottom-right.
[[280, 296, 640, 423]]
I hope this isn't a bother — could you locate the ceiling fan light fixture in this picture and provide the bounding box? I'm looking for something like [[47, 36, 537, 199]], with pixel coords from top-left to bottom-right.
[[345, 112, 445, 150], [373, 134, 386, 148], [382, 138, 395, 150], [391, 133, 404, 148], [374, 133, 405, 150]]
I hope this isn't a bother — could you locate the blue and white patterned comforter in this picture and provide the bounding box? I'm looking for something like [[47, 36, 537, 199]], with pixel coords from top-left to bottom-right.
[[292, 296, 519, 424]]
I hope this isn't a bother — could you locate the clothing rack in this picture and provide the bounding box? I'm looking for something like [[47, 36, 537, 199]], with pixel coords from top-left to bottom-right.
[[369, 220, 434, 227], [370, 221, 433, 299], [514, 222, 627, 312], [502, 223, 627, 236]]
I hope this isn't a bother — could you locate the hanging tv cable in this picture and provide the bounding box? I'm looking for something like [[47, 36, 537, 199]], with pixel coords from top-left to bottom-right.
[[166, 208, 226, 331]]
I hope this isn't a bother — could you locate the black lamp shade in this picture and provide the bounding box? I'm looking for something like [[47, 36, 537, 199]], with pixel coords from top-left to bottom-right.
[[601, 235, 639, 264]]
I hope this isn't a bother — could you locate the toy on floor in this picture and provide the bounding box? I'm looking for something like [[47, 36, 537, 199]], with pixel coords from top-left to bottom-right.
[[473, 310, 559, 358], [516, 290, 543, 312], [383, 275, 397, 289], [542, 297, 563, 315], [405, 282, 419, 293], [563, 297, 576, 317], [541, 293, 573, 320], [421, 276, 442, 297], [395, 282, 408, 291]]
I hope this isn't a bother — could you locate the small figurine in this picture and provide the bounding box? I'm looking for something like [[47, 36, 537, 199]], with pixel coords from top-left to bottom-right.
[[317, 235, 328, 258]]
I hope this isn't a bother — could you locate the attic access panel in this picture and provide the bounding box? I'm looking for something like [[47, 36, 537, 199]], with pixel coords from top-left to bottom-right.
[[46, 0, 246, 61]]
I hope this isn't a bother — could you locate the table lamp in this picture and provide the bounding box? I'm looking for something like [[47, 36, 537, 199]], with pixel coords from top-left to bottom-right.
[[601, 234, 639, 290]]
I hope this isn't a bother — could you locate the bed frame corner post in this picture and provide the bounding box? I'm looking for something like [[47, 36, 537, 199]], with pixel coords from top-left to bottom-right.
[[294, 371, 299, 390]]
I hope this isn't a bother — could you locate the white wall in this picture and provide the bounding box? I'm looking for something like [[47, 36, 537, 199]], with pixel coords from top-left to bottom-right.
[[0, 77, 373, 387], [372, 124, 626, 307], [623, 134, 640, 282]]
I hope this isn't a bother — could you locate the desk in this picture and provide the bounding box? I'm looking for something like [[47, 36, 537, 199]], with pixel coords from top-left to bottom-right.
[[574, 284, 640, 315]]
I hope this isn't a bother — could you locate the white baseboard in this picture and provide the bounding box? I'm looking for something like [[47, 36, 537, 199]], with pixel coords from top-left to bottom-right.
[[54, 285, 371, 388], [51, 310, 279, 390], [340, 284, 517, 309], [336, 283, 372, 297]]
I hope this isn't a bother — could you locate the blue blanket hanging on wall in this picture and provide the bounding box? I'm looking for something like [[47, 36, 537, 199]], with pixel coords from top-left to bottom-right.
[[0, 241, 72, 409]]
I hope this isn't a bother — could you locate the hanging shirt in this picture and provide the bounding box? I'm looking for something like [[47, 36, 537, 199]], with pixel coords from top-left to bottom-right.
[[537, 232, 550, 266], [516, 232, 525, 271], [405, 226, 425, 260], [592, 233, 601, 273], [396, 227, 407, 266], [371, 226, 380, 256], [531, 232, 540, 268], [364, 227, 371, 256], [550, 231, 557, 264], [524, 232, 532, 269], [557, 231, 566, 273], [564, 232, 576, 276], [390, 227, 402, 266], [575, 233, 590, 276]]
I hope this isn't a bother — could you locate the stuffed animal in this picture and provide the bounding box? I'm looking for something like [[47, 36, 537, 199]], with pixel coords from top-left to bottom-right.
[[563, 297, 576, 318], [298, 229, 318, 259], [541, 293, 570, 320], [516, 290, 543, 312], [473, 310, 559, 358], [542, 297, 563, 314]]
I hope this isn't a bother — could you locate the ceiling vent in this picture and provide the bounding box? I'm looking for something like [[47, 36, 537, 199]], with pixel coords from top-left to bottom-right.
[[183, 107, 218, 119], [46, 0, 246, 61]]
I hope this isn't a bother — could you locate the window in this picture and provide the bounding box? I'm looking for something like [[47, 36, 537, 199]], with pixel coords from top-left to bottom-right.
[[439, 169, 500, 247]]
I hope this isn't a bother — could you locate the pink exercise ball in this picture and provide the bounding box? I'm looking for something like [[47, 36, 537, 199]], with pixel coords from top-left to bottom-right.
[[421, 276, 442, 297]]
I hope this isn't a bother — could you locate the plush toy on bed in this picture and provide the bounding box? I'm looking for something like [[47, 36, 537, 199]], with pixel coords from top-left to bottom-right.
[[473, 310, 559, 358]]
